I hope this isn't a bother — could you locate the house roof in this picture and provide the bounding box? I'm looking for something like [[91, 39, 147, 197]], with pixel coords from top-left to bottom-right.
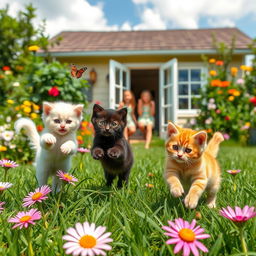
[[47, 28, 252, 56]]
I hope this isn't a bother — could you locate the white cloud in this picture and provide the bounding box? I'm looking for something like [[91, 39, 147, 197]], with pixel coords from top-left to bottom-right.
[[132, 0, 256, 29], [0, 0, 118, 37], [121, 21, 132, 31], [134, 8, 166, 30]]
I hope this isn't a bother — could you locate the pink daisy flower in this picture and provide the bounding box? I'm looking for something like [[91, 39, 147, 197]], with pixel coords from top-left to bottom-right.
[[8, 208, 41, 229], [22, 185, 51, 207], [63, 222, 113, 256], [226, 169, 241, 176], [0, 159, 19, 168], [77, 147, 90, 153], [0, 182, 13, 191], [57, 170, 78, 185], [162, 218, 210, 256], [0, 202, 5, 213], [220, 206, 256, 223]]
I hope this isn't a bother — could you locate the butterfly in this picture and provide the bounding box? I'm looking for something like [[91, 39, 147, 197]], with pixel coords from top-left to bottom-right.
[[70, 64, 87, 79]]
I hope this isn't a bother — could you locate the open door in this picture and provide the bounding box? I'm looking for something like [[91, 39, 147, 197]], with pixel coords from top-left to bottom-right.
[[159, 58, 178, 138], [109, 60, 130, 109]]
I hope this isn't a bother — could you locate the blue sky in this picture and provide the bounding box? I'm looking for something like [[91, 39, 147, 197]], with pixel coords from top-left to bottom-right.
[[0, 0, 255, 38]]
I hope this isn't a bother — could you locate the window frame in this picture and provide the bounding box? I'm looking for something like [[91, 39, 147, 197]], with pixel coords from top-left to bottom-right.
[[177, 63, 207, 115]]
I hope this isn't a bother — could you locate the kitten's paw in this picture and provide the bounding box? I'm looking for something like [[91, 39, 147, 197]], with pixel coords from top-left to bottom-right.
[[92, 148, 104, 160], [107, 148, 121, 159], [60, 142, 74, 155], [184, 194, 199, 209], [170, 186, 184, 198], [41, 134, 56, 146], [207, 202, 216, 208]]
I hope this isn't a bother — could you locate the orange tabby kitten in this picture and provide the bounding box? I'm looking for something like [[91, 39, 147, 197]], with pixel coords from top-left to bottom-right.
[[164, 122, 224, 209]]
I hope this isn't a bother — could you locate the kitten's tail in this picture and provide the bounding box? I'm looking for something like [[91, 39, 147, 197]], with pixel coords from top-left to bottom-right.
[[15, 118, 40, 150], [205, 132, 224, 158]]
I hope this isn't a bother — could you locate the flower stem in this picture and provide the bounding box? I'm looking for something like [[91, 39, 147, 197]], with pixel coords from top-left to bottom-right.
[[38, 204, 48, 228], [26, 227, 34, 256], [3, 169, 8, 181], [239, 228, 248, 256]]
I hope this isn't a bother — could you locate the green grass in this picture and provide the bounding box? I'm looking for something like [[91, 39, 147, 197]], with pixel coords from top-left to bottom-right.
[[0, 140, 256, 256]]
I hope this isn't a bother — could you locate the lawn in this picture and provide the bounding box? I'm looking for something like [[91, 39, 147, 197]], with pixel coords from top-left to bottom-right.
[[0, 139, 256, 256]]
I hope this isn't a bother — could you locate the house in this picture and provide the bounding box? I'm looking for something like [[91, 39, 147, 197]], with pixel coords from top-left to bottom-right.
[[44, 28, 252, 137]]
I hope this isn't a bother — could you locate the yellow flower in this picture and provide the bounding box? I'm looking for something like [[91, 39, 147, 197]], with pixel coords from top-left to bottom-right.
[[230, 67, 238, 76], [31, 113, 38, 119], [240, 65, 253, 72], [28, 45, 40, 52], [245, 66, 253, 72], [0, 146, 7, 152], [209, 58, 216, 64], [77, 135, 83, 141], [228, 96, 235, 101], [32, 103, 40, 111], [15, 106, 20, 111], [233, 91, 240, 96], [209, 70, 217, 76], [245, 122, 251, 127], [23, 107, 32, 113], [23, 100, 31, 106], [6, 99, 14, 104]]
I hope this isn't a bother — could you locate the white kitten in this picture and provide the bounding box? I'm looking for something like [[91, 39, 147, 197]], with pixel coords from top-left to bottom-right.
[[15, 101, 83, 192]]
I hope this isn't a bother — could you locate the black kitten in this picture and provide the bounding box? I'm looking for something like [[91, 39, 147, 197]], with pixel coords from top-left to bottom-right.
[[91, 104, 134, 188]]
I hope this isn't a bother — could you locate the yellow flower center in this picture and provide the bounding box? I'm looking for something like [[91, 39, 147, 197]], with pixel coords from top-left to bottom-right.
[[20, 215, 32, 222], [63, 174, 73, 181], [4, 163, 12, 167], [178, 228, 195, 242], [0, 186, 4, 190], [32, 192, 43, 200], [79, 235, 97, 248]]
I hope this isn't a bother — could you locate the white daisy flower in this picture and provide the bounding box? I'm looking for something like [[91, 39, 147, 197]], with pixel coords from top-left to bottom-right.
[[63, 222, 113, 256], [1, 131, 14, 141], [0, 182, 13, 191]]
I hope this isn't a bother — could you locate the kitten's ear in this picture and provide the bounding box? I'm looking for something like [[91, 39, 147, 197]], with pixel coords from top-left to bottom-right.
[[93, 104, 104, 114], [193, 131, 207, 148], [74, 104, 84, 118], [117, 108, 127, 121], [43, 102, 53, 116], [167, 122, 179, 137]]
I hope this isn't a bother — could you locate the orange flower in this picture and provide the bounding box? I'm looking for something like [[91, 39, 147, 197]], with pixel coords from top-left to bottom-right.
[[207, 129, 213, 133], [217, 90, 223, 95], [211, 79, 222, 87], [0, 74, 5, 79], [209, 70, 217, 76], [230, 67, 238, 76], [228, 89, 240, 96], [216, 60, 224, 66], [81, 121, 88, 127], [145, 183, 154, 188], [209, 58, 216, 64], [220, 81, 230, 87], [77, 135, 83, 141]]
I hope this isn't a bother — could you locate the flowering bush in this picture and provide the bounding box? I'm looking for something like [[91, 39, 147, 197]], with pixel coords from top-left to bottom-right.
[[194, 44, 256, 143]]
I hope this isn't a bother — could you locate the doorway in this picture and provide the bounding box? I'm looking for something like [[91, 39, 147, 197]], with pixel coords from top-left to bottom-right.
[[130, 69, 159, 133]]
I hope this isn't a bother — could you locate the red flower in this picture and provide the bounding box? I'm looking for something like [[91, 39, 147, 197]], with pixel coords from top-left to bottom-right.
[[220, 81, 230, 87], [216, 60, 224, 66], [2, 66, 10, 71], [48, 86, 60, 97], [225, 116, 230, 121], [249, 97, 256, 106], [36, 125, 43, 132]]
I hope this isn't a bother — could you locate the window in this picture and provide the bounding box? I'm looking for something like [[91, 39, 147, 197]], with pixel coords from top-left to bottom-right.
[[178, 68, 204, 111]]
